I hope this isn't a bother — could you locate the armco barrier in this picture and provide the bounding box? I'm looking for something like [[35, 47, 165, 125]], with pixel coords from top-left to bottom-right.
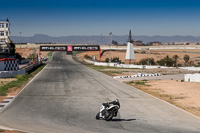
[[24, 61, 41, 72]]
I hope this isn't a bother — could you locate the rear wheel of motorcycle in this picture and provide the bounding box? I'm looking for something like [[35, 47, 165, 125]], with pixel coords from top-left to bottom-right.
[[105, 111, 114, 121], [96, 113, 100, 120]]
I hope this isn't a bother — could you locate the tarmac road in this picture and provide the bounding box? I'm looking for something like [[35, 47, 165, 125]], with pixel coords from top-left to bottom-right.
[[0, 52, 200, 133]]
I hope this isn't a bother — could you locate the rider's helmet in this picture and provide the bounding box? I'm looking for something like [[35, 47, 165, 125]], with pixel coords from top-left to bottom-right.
[[115, 99, 119, 103]]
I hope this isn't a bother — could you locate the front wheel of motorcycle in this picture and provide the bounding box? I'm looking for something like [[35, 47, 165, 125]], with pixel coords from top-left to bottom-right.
[[96, 112, 100, 120], [105, 111, 114, 121]]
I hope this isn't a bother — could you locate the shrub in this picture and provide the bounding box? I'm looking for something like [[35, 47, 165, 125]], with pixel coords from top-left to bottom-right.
[[138, 58, 156, 65], [105, 57, 109, 63], [84, 54, 92, 60], [157, 55, 175, 67], [16, 74, 26, 80], [135, 81, 146, 85], [128, 81, 135, 84], [111, 57, 120, 63]]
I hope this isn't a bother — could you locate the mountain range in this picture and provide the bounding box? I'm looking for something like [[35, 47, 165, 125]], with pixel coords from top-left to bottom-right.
[[10, 34, 200, 44]]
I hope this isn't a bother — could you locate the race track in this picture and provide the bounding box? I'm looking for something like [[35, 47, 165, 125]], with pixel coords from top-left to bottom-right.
[[0, 52, 200, 133]]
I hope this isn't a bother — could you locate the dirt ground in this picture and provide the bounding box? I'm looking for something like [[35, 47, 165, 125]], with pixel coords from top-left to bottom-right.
[[15, 48, 35, 59], [129, 80, 200, 117], [15, 48, 49, 59]]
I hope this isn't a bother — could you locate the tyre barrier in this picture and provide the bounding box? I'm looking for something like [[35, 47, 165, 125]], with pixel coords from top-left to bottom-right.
[[113, 73, 161, 79], [0, 60, 19, 71]]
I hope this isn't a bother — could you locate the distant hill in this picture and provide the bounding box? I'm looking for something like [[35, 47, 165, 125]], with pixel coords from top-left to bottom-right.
[[10, 34, 200, 44]]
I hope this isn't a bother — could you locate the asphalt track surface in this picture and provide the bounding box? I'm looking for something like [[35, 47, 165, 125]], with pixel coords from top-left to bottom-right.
[[0, 52, 200, 133]]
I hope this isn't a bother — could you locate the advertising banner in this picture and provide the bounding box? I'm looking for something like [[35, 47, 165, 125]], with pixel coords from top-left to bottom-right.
[[72, 45, 100, 51], [40, 45, 100, 51], [40, 46, 67, 51]]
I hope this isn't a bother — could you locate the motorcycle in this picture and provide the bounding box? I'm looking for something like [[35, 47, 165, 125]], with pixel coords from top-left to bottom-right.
[[96, 99, 120, 121]]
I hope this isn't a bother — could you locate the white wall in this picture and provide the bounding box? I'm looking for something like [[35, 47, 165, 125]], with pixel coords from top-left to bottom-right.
[[184, 73, 200, 82]]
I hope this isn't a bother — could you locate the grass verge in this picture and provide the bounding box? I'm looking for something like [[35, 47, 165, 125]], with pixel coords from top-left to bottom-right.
[[48, 52, 53, 62], [72, 52, 139, 76], [0, 64, 46, 96]]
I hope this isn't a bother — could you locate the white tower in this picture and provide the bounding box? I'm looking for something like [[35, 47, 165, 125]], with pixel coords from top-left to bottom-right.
[[125, 42, 135, 60], [125, 30, 135, 63], [0, 18, 11, 44]]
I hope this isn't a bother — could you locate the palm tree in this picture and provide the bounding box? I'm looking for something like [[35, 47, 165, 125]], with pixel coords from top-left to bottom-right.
[[172, 55, 179, 66], [184, 55, 190, 65]]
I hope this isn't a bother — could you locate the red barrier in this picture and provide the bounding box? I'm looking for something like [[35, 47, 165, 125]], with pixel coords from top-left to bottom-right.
[[0, 58, 16, 61]]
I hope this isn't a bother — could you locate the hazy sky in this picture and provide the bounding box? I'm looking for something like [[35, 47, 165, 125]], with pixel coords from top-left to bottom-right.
[[1, 0, 200, 36]]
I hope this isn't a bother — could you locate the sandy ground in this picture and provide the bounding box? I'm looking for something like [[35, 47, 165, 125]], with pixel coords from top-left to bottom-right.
[[147, 80, 200, 108], [15, 48, 49, 59], [129, 80, 200, 117], [15, 48, 35, 59]]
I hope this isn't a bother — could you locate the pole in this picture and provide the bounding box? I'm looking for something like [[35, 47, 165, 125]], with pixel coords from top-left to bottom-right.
[[20, 32, 21, 48], [99, 47, 101, 62], [109, 32, 112, 62], [39, 47, 41, 62]]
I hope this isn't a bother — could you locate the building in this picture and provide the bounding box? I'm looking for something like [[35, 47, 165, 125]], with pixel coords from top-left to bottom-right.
[[133, 40, 143, 46], [0, 18, 14, 58], [0, 18, 11, 44]]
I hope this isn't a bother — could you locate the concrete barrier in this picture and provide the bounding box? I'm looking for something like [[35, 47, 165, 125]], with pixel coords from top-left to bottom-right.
[[0, 69, 25, 78], [84, 58, 200, 71], [184, 73, 200, 82], [179, 67, 200, 71]]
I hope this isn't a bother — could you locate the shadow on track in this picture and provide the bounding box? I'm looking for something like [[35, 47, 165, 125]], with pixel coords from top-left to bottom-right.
[[111, 119, 136, 122]]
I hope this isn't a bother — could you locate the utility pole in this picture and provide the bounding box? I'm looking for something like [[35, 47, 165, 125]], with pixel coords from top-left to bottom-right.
[[20, 32, 21, 49], [109, 32, 112, 62]]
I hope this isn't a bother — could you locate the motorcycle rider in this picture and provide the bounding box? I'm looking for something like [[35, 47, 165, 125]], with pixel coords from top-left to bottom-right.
[[100, 99, 120, 118]]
